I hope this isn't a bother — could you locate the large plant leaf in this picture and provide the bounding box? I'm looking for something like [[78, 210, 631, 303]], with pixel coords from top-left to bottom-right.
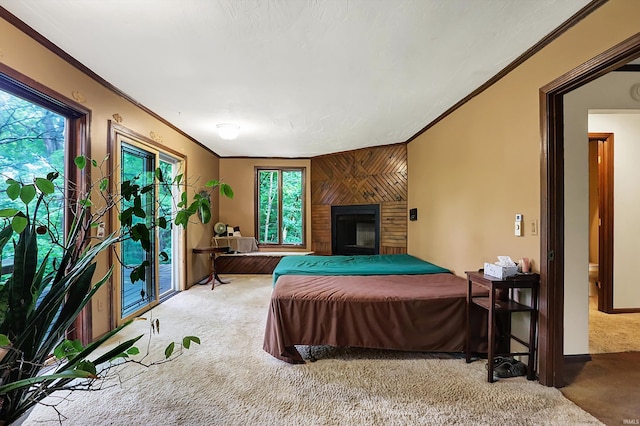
[[0, 223, 13, 259], [0, 208, 19, 218], [182, 336, 201, 349], [11, 215, 28, 234], [74, 155, 87, 170], [58, 319, 136, 371], [50, 262, 96, 334], [34, 178, 55, 195], [33, 263, 114, 361], [220, 183, 234, 199], [19, 184, 36, 205], [91, 334, 144, 365], [6, 180, 20, 200], [6, 218, 37, 339], [0, 370, 96, 395]]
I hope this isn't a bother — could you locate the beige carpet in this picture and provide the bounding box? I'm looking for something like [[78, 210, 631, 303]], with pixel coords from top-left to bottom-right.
[[589, 296, 640, 354], [24, 275, 601, 425]]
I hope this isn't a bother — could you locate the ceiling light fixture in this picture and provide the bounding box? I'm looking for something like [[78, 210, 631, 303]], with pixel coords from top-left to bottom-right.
[[216, 123, 240, 140]]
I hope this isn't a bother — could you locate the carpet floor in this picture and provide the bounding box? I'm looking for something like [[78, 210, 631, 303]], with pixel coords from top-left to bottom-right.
[[24, 275, 601, 425], [589, 296, 640, 353], [562, 352, 640, 426]]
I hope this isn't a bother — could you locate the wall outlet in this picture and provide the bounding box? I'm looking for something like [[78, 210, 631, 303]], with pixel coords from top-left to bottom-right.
[[97, 222, 106, 238], [514, 221, 523, 236]]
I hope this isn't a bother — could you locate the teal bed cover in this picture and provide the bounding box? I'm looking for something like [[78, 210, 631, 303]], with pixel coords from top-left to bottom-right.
[[272, 254, 450, 285]]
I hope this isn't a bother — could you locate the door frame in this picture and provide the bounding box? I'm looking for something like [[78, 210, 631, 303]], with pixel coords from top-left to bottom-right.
[[539, 33, 640, 387], [589, 133, 614, 313], [108, 121, 187, 326]]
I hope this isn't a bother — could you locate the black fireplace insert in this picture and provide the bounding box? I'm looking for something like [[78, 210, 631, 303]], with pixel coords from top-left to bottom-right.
[[331, 204, 380, 255]]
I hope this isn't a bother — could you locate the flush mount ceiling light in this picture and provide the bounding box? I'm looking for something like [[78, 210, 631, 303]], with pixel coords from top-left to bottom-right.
[[216, 123, 240, 140]]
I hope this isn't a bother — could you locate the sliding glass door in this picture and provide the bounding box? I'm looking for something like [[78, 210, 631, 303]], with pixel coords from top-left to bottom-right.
[[120, 143, 157, 318], [158, 154, 180, 298], [116, 137, 183, 323]]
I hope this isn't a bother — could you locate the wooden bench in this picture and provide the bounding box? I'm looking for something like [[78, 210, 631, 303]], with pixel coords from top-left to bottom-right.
[[216, 251, 313, 274]]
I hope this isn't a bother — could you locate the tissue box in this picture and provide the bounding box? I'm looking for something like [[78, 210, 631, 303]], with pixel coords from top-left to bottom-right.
[[483, 262, 518, 279]]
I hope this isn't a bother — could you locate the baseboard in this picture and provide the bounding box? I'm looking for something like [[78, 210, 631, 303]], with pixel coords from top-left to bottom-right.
[[610, 307, 640, 314], [564, 354, 592, 363]]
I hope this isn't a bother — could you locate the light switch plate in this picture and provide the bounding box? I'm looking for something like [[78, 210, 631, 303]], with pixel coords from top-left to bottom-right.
[[515, 221, 523, 236]]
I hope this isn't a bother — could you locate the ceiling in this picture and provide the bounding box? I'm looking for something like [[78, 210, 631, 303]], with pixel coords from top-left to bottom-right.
[[1, 0, 593, 158]]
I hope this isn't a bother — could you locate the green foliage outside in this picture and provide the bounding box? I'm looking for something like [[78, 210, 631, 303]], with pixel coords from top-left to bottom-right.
[[257, 169, 303, 245], [0, 90, 65, 276]]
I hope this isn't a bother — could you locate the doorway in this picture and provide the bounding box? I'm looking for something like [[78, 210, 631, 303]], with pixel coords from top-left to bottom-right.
[[540, 33, 640, 386], [109, 121, 186, 325]]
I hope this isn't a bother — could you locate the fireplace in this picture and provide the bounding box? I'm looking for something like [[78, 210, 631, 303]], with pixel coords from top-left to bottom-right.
[[331, 204, 380, 255]]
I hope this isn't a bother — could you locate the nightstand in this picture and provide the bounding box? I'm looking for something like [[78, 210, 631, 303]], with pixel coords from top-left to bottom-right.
[[465, 270, 539, 382]]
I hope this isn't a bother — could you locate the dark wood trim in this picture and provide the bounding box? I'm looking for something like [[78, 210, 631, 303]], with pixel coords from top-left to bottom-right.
[[407, 0, 608, 144], [613, 64, 640, 72], [0, 62, 88, 118], [538, 87, 565, 387], [254, 166, 307, 249], [610, 307, 640, 314], [589, 133, 613, 313], [564, 354, 592, 363], [0, 6, 219, 158], [67, 113, 92, 345], [224, 155, 312, 160], [540, 33, 640, 387]]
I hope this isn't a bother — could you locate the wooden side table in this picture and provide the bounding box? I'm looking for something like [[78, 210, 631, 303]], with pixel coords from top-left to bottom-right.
[[192, 246, 230, 290], [465, 270, 539, 382]]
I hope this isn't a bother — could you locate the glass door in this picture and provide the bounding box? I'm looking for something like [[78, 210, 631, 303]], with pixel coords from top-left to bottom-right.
[[120, 143, 157, 319], [111, 124, 185, 325], [158, 154, 180, 299]]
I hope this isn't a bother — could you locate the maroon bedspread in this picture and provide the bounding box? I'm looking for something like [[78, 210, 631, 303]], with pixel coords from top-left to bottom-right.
[[263, 273, 488, 363]]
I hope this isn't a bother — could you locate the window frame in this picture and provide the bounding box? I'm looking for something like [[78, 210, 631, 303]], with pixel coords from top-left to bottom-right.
[[254, 166, 306, 248], [0, 63, 90, 341]]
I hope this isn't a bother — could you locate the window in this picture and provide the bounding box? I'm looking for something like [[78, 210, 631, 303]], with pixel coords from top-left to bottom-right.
[[0, 66, 88, 340], [0, 88, 66, 273], [256, 167, 305, 246], [0, 69, 87, 274]]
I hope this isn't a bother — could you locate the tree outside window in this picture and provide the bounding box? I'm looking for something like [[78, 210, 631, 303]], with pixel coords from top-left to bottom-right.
[[257, 168, 304, 246], [0, 88, 66, 274]]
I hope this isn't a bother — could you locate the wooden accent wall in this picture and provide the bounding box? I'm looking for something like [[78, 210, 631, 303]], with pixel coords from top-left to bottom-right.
[[311, 144, 407, 255]]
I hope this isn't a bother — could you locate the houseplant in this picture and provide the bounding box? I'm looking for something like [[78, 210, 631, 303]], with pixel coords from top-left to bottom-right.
[[0, 155, 232, 424]]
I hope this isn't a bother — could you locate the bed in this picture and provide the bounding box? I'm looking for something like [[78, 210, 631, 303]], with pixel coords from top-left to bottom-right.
[[263, 254, 488, 364], [272, 254, 450, 285]]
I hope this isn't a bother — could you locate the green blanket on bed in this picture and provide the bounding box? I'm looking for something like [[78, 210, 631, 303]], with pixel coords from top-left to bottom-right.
[[272, 254, 450, 285]]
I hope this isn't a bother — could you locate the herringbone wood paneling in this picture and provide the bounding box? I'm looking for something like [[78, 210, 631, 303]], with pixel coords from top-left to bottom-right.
[[311, 144, 408, 255]]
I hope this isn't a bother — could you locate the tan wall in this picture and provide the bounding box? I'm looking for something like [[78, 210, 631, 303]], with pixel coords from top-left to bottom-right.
[[0, 18, 220, 337], [218, 158, 312, 252], [407, 0, 640, 355]]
